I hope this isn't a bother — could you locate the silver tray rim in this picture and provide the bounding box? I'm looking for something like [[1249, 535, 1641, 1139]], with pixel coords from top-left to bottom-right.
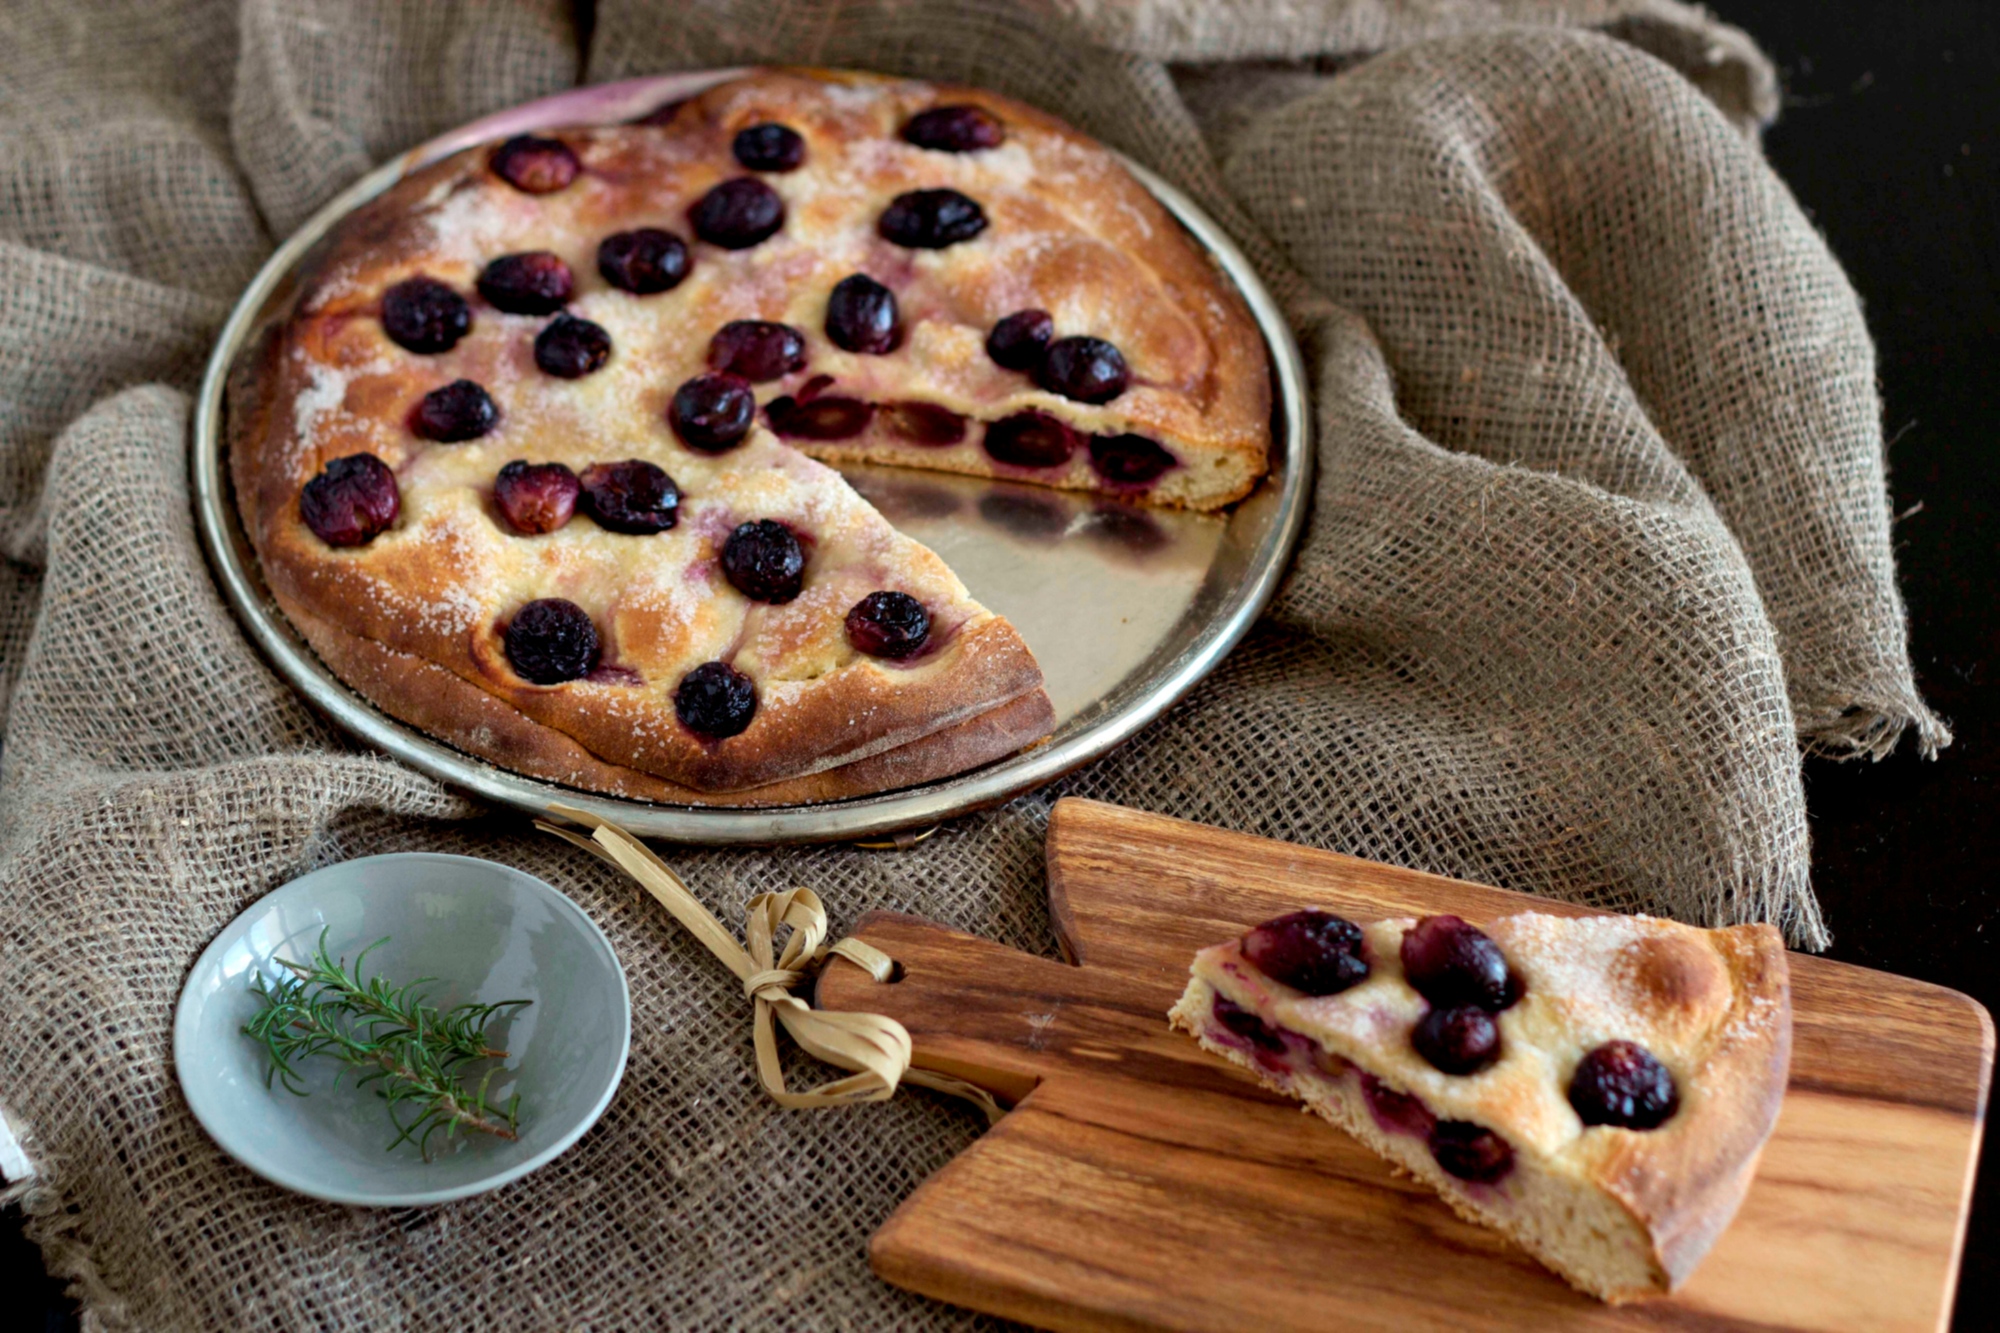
[[189, 70, 1312, 846]]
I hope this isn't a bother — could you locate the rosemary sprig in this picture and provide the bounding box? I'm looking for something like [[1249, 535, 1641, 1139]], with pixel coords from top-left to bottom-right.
[[244, 929, 530, 1159]]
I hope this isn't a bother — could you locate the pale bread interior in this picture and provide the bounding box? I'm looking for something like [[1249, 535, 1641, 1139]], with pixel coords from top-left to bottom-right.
[[1170, 974, 1668, 1302]]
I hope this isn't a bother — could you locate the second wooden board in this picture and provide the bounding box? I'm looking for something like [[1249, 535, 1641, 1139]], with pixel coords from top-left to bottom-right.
[[815, 798, 1992, 1331]]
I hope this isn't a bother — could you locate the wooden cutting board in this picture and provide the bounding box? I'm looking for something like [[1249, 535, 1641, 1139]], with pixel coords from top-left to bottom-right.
[[814, 798, 1992, 1332]]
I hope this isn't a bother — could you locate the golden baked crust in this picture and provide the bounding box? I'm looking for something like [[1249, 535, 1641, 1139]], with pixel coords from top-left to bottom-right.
[[283, 594, 1053, 805], [1170, 911, 1791, 1302], [231, 68, 1273, 802]]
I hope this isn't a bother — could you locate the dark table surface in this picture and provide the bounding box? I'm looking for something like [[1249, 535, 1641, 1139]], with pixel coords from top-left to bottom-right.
[[4, 3, 1994, 1328]]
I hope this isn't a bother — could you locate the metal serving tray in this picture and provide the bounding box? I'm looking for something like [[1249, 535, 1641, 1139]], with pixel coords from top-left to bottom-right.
[[190, 71, 1311, 845]]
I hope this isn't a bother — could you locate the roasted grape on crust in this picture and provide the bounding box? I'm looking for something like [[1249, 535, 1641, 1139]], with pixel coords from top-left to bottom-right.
[[229, 68, 1273, 802]]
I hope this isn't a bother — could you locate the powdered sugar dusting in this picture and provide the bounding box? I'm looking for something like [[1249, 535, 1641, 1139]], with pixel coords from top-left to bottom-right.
[[759, 677, 813, 707], [288, 351, 397, 466], [417, 183, 514, 264], [1493, 913, 1657, 1034], [819, 80, 896, 110], [970, 140, 1038, 190], [404, 579, 484, 638], [291, 357, 352, 442], [622, 550, 706, 630]]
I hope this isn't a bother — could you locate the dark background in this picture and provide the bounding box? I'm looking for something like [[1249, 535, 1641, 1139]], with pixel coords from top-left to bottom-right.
[[3, 2, 1994, 1328]]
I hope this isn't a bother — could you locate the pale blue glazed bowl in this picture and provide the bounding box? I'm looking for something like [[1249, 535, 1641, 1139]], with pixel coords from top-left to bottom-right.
[[174, 853, 629, 1206]]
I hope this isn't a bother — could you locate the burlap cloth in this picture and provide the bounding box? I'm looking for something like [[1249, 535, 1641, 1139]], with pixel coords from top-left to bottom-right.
[[0, 1, 1950, 1328]]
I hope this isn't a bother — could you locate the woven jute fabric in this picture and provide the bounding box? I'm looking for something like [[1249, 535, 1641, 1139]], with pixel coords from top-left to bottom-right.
[[0, 1, 1948, 1328]]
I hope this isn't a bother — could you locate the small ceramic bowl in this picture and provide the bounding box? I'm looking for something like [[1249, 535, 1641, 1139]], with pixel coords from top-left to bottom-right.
[[174, 852, 629, 1206]]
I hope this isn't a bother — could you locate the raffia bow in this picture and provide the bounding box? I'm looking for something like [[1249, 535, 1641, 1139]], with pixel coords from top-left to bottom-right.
[[538, 807, 1003, 1124]]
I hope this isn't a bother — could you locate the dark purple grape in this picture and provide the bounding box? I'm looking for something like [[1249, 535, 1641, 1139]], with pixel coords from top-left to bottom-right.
[[689, 177, 784, 249], [880, 401, 967, 446], [1088, 434, 1175, 486], [1036, 335, 1129, 403], [902, 105, 1005, 152], [1413, 1004, 1501, 1075], [1211, 994, 1285, 1054], [300, 454, 399, 546], [732, 122, 805, 172], [490, 135, 580, 193], [1240, 910, 1369, 996], [477, 251, 574, 315], [1400, 915, 1519, 1012], [504, 598, 599, 684], [766, 394, 873, 440], [533, 314, 611, 378], [982, 410, 1077, 468], [675, 661, 756, 739], [669, 373, 756, 452], [986, 309, 1053, 371], [578, 459, 679, 534], [381, 277, 469, 354], [721, 520, 806, 603], [707, 320, 807, 382], [597, 228, 690, 294], [878, 188, 988, 249], [845, 591, 931, 659], [410, 379, 499, 442], [1360, 1072, 1435, 1137], [1568, 1041, 1680, 1130], [824, 274, 900, 354], [1429, 1121, 1514, 1182], [492, 460, 578, 534]]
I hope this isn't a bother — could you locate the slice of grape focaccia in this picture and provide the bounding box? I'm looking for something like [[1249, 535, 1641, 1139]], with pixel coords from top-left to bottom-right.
[[1169, 909, 1791, 1303]]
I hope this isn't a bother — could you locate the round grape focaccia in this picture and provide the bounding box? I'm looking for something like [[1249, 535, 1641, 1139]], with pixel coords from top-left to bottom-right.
[[228, 68, 1272, 803]]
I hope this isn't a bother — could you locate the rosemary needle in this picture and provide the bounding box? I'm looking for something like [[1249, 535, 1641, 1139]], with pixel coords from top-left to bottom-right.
[[243, 929, 530, 1158]]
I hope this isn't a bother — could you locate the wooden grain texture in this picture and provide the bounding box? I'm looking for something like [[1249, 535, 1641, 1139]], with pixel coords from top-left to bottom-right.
[[815, 799, 1993, 1332]]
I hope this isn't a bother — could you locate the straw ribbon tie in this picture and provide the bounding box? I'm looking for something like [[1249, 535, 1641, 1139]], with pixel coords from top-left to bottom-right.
[[742, 970, 797, 996], [538, 807, 1003, 1124]]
